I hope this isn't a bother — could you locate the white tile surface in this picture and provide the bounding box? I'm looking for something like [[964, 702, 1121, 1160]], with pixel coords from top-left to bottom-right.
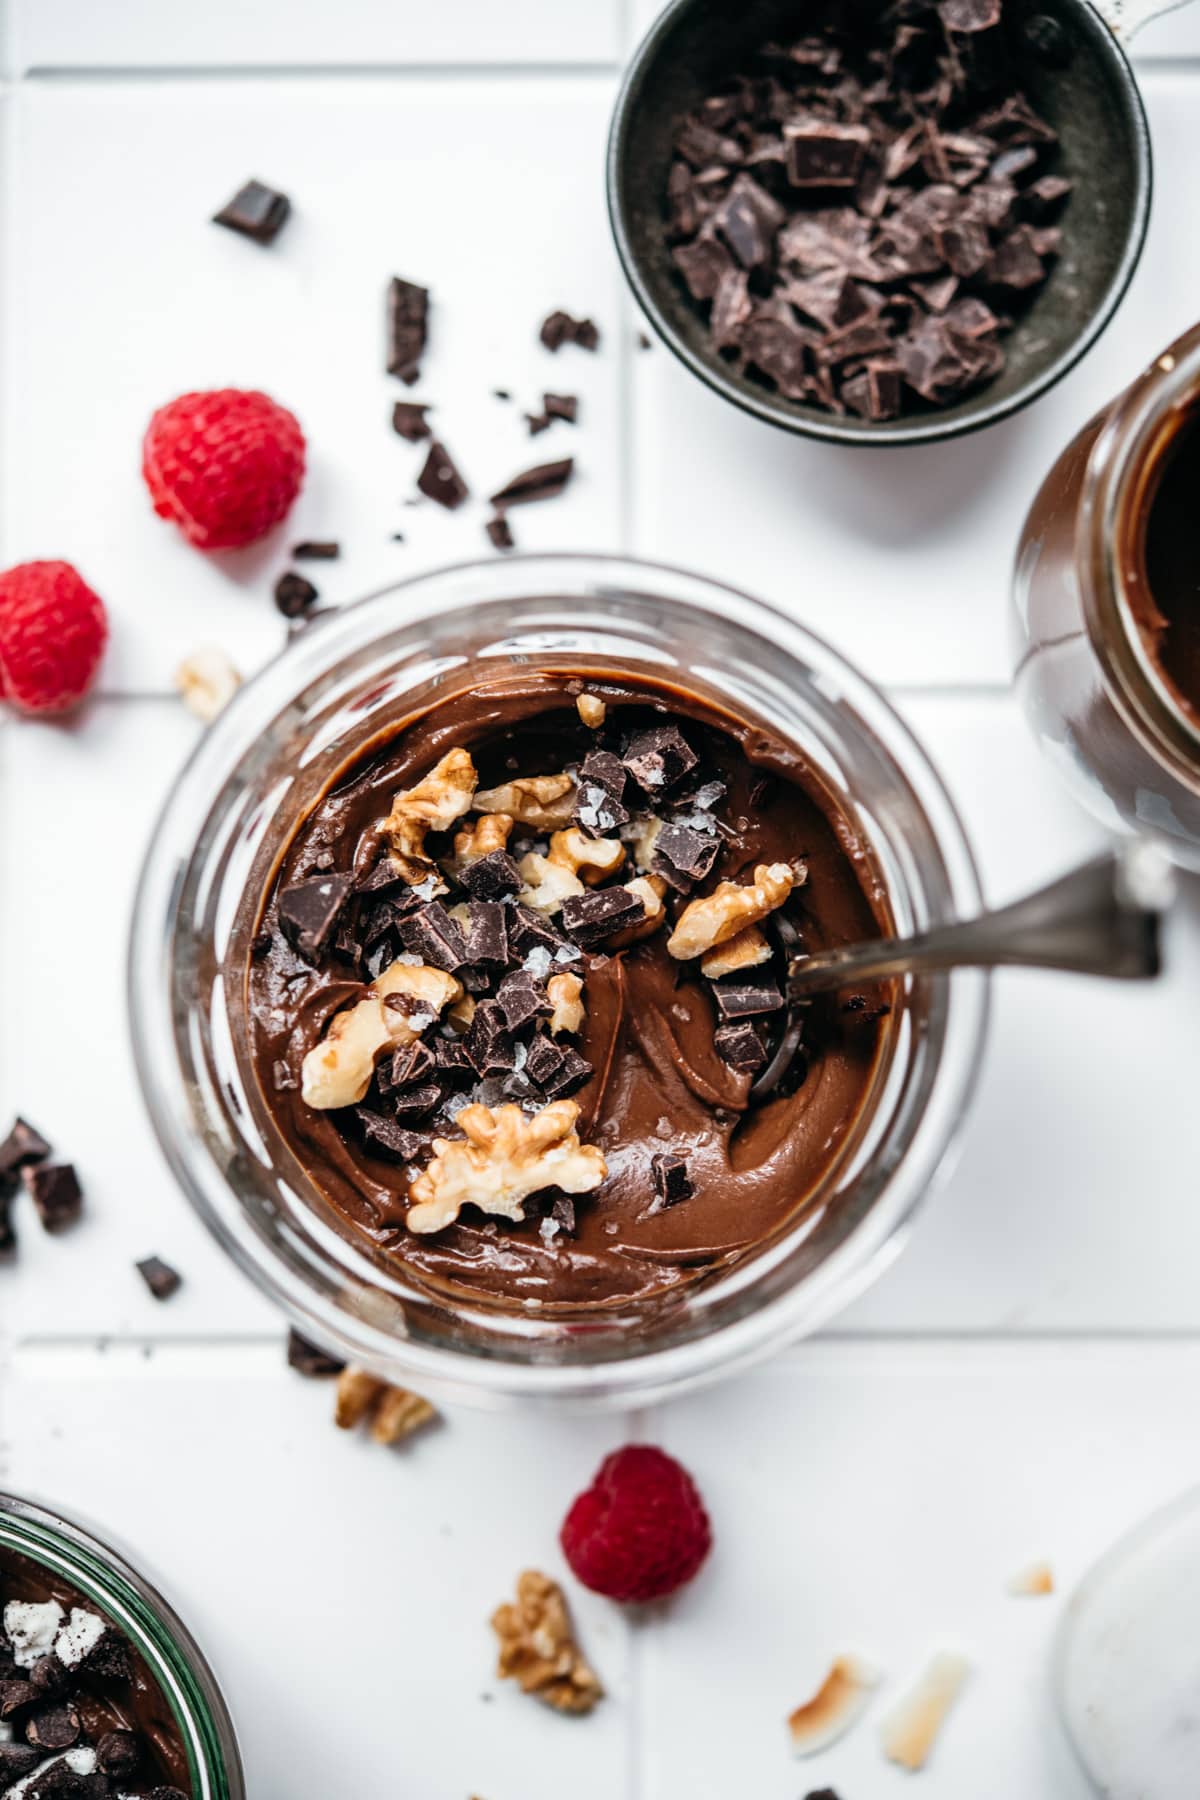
[[3, 1342, 636, 1800], [1, 75, 624, 693], [630, 73, 1200, 687], [7, 0, 623, 70], [1133, 0, 1200, 59]]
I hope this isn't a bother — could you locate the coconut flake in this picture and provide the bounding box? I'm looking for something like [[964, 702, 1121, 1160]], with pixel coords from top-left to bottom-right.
[[4, 1600, 63, 1668], [1006, 1560, 1054, 1597], [787, 1654, 881, 1756], [880, 1651, 971, 1771]]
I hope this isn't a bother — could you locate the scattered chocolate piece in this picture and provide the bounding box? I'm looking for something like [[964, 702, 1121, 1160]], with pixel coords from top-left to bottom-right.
[[135, 1256, 182, 1302], [417, 440, 469, 510], [540, 1045, 593, 1099], [387, 276, 429, 384], [464, 901, 510, 969], [525, 1031, 567, 1090], [0, 1118, 51, 1177], [385, 1040, 437, 1091], [95, 1730, 141, 1778], [561, 886, 646, 948], [493, 388, 513, 400], [278, 872, 354, 961], [785, 118, 871, 190], [459, 848, 522, 900], [292, 540, 340, 560], [391, 401, 432, 442], [79, 1630, 131, 1683], [637, 331, 652, 350], [465, 999, 517, 1077], [495, 970, 552, 1033], [525, 411, 551, 436], [653, 821, 719, 890], [713, 1019, 771, 1072], [543, 393, 578, 423], [509, 904, 566, 958], [711, 975, 785, 1019], [286, 1328, 345, 1376], [489, 458, 573, 510], [486, 514, 515, 551], [550, 1195, 577, 1234], [28, 1659, 67, 1699], [0, 1682, 37, 1719], [273, 570, 319, 619], [540, 310, 600, 352], [356, 1110, 425, 1161], [0, 1746, 40, 1779], [398, 901, 469, 972], [25, 1703, 81, 1750], [22, 1164, 82, 1233], [212, 179, 290, 245], [622, 725, 698, 796], [651, 1152, 693, 1207], [434, 1037, 474, 1079], [391, 1083, 444, 1121]]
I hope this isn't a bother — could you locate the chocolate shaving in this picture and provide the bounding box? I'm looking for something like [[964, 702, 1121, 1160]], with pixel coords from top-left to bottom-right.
[[292, 540, 340, 560], [387, 276, 429, 384], [489, 458, 573, 510]]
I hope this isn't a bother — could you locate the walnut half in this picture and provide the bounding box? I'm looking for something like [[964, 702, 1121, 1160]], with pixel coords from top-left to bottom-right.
[[334, 1367, 437, 1445], [492, 1570, 604, 1715], [301, 961, 462, 1110], [474, 773, 576, 830], [406, 1100, 607, 1235], [382, 747, 477, 883], [667, 862, 796, 960]]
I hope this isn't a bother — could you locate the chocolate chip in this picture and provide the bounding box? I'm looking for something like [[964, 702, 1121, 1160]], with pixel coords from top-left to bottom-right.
[[417, 441, 469, 510], [391, 1083, 443, 1121], [391, 401, 432, 442], [711, 976, 785, 1018], [286, 1329, 345, 1376], [458, 850, 521, 900], [26, 1769, 104, 1800], [355, 1110, 425, 1161], [495, 970, 552, 1033], [22, 1164, 82, 1233], [540, 311, 599, 352], [561, 886, 646, 948], [464, 1000, 516, 1077], [0, 1746, 40, 1779], [622, 725, 698, 796], [273, 570, 319, 619], [713, 1018, 770, 1071], [96, 1730, 141, 1777], [0, 1682, 37, 1719], [397, 901, 469, 972], [278, 873, 353, 961], [485, 514, 515, 551], [543, 393, 578, 423], [489, 458, 573, 510], [387, 276, 429, 384], [135, 1256, 182, 1302], [0, 1118, 51, 1177], [212, 179, 290, 244], [292, 540, 340, 560], [25, 1703, 81, 1750], [653, 821, 719, 890], [81, 1629, 130, 1681], [651, 1152, 693, 1207], [28, 1659, 66, 1698], [464, 900, 510, 969]]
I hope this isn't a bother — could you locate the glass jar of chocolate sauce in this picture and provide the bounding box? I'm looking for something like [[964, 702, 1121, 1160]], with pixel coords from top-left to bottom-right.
[[1013, 319, 1200, 867]]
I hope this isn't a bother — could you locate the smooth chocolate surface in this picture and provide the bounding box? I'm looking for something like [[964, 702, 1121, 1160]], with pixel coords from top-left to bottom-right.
[[1140, 406, 1200, 723], [246, 669, 891, 1312]]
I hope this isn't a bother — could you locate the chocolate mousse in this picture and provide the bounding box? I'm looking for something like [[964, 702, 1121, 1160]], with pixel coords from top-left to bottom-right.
[[0, 1549, 190, 1795], [246, 668, 892, 1310], [1137, 403, 1200, 727]]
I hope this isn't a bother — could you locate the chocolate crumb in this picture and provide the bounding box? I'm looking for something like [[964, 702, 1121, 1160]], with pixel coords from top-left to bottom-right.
[[540, 310, 600, 352], [286, 1329, 345, 1377], [417, 441, 470, 510], [391, 401, 432, 442], [273, 570, 319, 619], [292, 540, 340, 560], [212, 179, 290, 245], [135, 1257, 182, 1302], [493, 388, 513, 400], [486, 514, 515, 551]]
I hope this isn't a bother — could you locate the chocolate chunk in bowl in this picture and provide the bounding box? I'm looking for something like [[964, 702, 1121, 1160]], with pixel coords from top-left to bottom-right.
[[129, 555, 987, 1406]]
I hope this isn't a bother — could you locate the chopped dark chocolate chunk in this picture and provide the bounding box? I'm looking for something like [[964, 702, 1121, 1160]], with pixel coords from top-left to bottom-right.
[[135, 1256, 182, 1302], [292, 540, 340, 560], [278, 872, 353, 961], [398, 902, 469, 972], [622, 725, 698, 796], [672, 235, 736, 303], [653, 821, 720, 891], [525, 411, 551, 436], [573, 771, 630, 835], [842, 359, 903, 421], [0, 1117, 51, 1177], [464, 900, 510, 969], [986, 223, 1046, 289], [715, 174, 786, 271], [1023, 173, 1072, 218], [495, 970, 552, 1033], [524, 1031, 567, 1091], [391, 401, 432, 442], [538, 1045, 593, 1099], [386, 1039, 437, 1091], [22, 1164, 82, 1233], [578, 749, 628, 800], [508, 904, 565, 958], [489, 458, 573, 510], [785, 118, 871, 190], [561, 886, 646, 948], [273, 570, 319, 619], [485, 514, 515, 551], [25, 1704, 81, 1750], [95, 1730, 141, 1778], [387, 276, 429, 384], [465, 999, 516, 1077], [543, 393, 578, 423], [417, 441, 469, 510], [651, 1152, 693, 1207], [391, 1083, 443, 1121], [212, 178, 290, 245], [433, 1037, 474, 1080], [550, 1195, 577, 1235], [286, 1328, 345, 1376], [540, 310, 600, 352], [713, 1018, 771, 1072], [459, 849, 522, 900], [355, 1109, 425, 1162], [711, 975, 785, 1019]]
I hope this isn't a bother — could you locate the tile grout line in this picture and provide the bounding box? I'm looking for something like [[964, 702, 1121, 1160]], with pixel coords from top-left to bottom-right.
[[18, 62, 626, 84]]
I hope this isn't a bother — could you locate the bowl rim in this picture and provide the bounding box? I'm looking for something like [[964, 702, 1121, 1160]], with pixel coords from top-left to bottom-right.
[[605, 0, 1154, 448]]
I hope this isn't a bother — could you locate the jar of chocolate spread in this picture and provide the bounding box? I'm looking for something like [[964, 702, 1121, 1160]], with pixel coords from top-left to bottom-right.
[[1013, 319, 1200, 867]]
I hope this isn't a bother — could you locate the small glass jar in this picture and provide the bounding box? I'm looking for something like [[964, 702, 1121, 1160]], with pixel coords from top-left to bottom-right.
[[1012, 319, 1200, 868], [0, 1492, 244, 1798], [129, 554, 987, 1409]]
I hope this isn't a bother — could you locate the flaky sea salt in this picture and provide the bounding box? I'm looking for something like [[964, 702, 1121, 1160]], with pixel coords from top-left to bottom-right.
[[523, 946, 553, 977]]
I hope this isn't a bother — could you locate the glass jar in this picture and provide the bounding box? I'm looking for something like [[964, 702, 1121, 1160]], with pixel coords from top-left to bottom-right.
[[0, 1492, 244, 1798], [1012, 319, 1200, 868], [129, 554, 988, 1409]]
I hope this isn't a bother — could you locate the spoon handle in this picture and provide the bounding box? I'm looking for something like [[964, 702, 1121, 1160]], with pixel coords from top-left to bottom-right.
[[785, 844, 1174, 1000]]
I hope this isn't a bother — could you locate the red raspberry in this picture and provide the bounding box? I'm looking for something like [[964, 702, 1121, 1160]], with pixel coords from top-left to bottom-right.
[[0, 561, 108, 714], [142, 388, 305, 550], [560, 1445, 712, 1603]]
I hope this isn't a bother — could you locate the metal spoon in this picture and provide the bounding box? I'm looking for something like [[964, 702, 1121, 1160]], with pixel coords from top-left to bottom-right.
[[751, 844, 1174, 1099]]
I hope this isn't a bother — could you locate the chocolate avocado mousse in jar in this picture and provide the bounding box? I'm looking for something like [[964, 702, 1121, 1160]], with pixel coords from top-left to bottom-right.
[[131, 556, 987, 1405]]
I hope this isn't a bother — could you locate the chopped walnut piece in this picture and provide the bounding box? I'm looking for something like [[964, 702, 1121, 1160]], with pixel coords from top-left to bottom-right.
[[576, 693, 606, 729], [880, 1651, 971, 1771], [788, 1654, 881, 1756], [1006, 1561, 1054, 1597], [547, 971, 585, 1036], [474, 773, 576, 829], [448, 992, 477, 1034], [334, 1367, 437, 1445], [382, 747, 478, 883], [667, 862, 795, 960], [630, 814, 663, 871], [701, 924, 772, 979], [517, 851, 586, 915], [301, 960, 462, 1109], [453, 811, 514, 865], [406, 1100, 606, 1235], [548, 827, 625, 885], [492, 1570, 604, 1715], [608, 875, 668, 948], [174, 647, 242, 722]]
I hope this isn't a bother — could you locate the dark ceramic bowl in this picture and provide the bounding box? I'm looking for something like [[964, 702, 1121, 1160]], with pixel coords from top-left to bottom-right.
[[607, 0, 1152, 446]]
